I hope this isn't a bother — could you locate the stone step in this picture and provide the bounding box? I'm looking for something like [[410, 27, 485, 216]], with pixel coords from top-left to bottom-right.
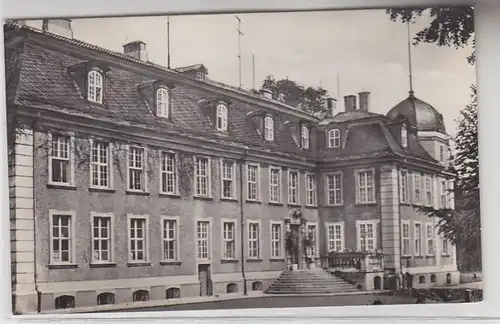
[[265, 288, 360, 294]]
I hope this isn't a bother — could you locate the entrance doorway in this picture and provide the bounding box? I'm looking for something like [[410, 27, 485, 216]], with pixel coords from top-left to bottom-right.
[[404, 273, 413, 289], [198, 264, 212, 296]]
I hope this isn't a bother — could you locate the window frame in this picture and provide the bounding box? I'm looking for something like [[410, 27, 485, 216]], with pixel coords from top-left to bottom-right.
[[355, 168, 376, 204], [356, 219, 378, 252], [413, 172, 422, 204], [49, 209, 76, 265], [193, 156, 212, 198], [305, 173, 317, 207], [247, 219, 262, 260], [196, 218, 212, 262], [126, 145, 148, 192], [414, 221, 423, 257], [401, 220, 411, 257], [87, 69, 104, 104], [439, 179, 447, 209], [268, 166, 282, 204], [220, 159, 236, 200], [155, 87, 170, 118], [441, 235, 450, 256], [328, 129, 341, 148], [301, 125, 310, 149], [439, 144, 446, 163], [127, 214, 150, 264], [263, 116, 274, 141], [159, 150, 179, 195], [270, 220, 285, 259], [287, 169, 299, 205], [325, 221, 345, 252], [89, 139, 113, 189], [48, 132, 75, 187], [221, 219, 237, 260], [306, 221, 319, 259], [426, 222, 435, 256], [424, 175, 433, 206], [161, 216, 180, 262], [246, 162, 261, 202], [326, 172, 343, 206], [401, 124, 408, 148], [216, 103, 229, 132], [400, 169, 409, 204], [90, 212, 115, 265]]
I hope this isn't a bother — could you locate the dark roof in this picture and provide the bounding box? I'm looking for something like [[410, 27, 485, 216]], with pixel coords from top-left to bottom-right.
[[386, 92, 447, 134], [174, 64, 206, 73]]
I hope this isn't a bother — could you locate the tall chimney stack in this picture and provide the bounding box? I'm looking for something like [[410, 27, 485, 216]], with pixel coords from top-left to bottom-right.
[[344, 95, 357, 112], [325, 97, 337, 117], [41, 19, 73, 39], [123, 41, 148, 61], [358, 91, 370, 112]]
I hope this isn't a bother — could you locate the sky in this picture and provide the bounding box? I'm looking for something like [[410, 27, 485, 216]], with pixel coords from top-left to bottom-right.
[[34, 9, 475, 136]]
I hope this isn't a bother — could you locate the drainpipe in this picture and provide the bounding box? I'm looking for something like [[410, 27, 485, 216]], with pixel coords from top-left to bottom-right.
[[239, 147, 249, 295], [397, 165, 405, 289], [31, 117, 41, 312]]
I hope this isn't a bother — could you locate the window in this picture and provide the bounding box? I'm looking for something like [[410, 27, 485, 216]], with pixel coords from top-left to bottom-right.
[[413, 173, 421, 204], [222, 220, 236, 259], [426, 223, 435, 255], [301, 125, 310, 149], [97, 292, 115, 305], [161, 151, 177, 194], [357, 220, 377, 252], [128, 146, 146, 191], [306, 223, 318, 258], [133, 290, 149, 302], [247, 163, 260, 201], [326, 222, 344, 252], [328, 129, 341, 148], [270, 222, 283, 258], [252, 281, 263, 291], [216, 104, 228, 131], [196, 220, 210, 260], [356, 169, 375, 204], [156, 88, 170, 118], [50, 211, 74, 264], [419, 276, 425, 284], [196, 72, 205, 81], [49, 134, 72, 185], [442, 237, 449, 255], [440, 179, 447, 209], [439, 144, 445, 163], [264, 116, 274, 141], [430, 274, 436, 283], [90, 141, 111, 188], [91, 213, 113, 263], [162, 217, 178, 261], [226, 283, 238, 293], [55, 295, 75, 309], [220, 160, 235, 199], [326, 173, 342, 205], [414, 222, 422, 256], [269, 167, 281, 203], [195, 157, 210, 197], [128, 215, 148, 263], [402, 221, 410, 256], [288, 170, 299, 205], [166, 287, 181, 299], [87, 70, 103, 103], [401, 124, 408, 148], [248, 221, 260, 259], [305, 173, 317, 206], [425, 175, 433, 206], [400, 170, 408, 203]]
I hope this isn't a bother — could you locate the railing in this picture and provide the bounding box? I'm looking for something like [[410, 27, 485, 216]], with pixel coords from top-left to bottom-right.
[[321, 251, 384, 272]]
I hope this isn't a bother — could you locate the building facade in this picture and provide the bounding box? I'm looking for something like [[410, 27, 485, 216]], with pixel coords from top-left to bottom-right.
[[6, 20, 458, 314]]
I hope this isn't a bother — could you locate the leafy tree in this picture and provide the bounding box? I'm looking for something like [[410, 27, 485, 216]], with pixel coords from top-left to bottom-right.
[[387, 6, 480, 270], [259, 75, 329, 114]]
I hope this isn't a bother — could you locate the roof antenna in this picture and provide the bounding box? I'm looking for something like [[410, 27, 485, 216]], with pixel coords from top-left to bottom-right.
[[236, 15, 243, 88], [166, 16, 171, 69], [407, 20, 415, 98]]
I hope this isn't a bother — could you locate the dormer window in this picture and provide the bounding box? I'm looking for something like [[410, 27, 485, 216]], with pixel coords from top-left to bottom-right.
[[156, 88, 170, 118], [328, 129, 340, 148], [216, 103, 228, 132], [401, 124, 408, 148], [264, 116, 274, 141], [87, 70, 103, 104], [301, 125, 310, 149], [196, 72, 205, 81]]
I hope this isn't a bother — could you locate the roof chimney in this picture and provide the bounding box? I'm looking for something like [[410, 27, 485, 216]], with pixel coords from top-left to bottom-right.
[[41, 19, 73, 39], [344, 95, 357, 112], [123, 41, 148, 61], [358, 91, 370, 112], [325, 97, 337, 117], [260, 89, 273, 99]]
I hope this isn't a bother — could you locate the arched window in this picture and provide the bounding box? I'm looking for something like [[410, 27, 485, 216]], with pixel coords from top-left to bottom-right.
[[156, 88, 170, 118], [166, 287, 181, 299], [264, 116, 274, 141], [373, 276, 382, 290], [446, 273, 452, 285], [87, 70, 103, 103], [301, 125, 310, 149], [401, 124, 408, 148], [216, 104, 228, 131], [133, 289, 149, 302], [328, 129, 341, 148], [430, 274, 436, 283], [97, 292, 115, 305], [419, 275, 426, 284], [226, 283, 238, 293], [252, 281, 263, 291], [55, 295, 75, 309]]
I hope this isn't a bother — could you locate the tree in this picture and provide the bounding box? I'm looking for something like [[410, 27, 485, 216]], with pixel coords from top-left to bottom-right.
[[386, 7, 480, 270], [259, 75, 329, 114]]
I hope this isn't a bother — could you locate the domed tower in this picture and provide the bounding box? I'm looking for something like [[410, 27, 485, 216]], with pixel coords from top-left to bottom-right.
[[386, 91, 450, 167]]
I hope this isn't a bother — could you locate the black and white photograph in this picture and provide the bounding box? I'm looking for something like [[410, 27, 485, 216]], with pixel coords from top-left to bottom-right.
[[5, 6, 480, 315]]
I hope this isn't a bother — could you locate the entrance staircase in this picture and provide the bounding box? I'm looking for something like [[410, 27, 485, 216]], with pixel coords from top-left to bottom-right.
[[265, 268, 360, 294]]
